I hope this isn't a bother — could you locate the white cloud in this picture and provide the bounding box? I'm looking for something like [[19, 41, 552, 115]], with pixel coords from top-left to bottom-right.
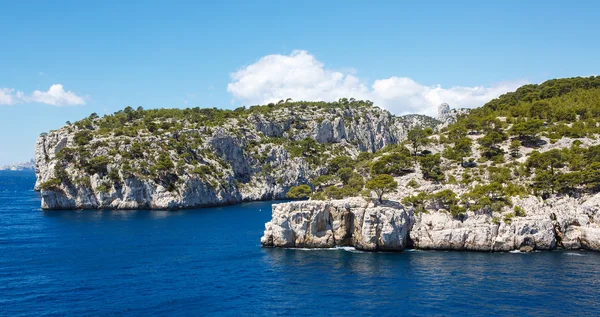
[[371, 77, 528, 116], [27, 84, 85, 106], [227, 50, 370, 105], [0, 88, 22, 105], [227, 50, 527, 116], [0, 84, 85, 106]]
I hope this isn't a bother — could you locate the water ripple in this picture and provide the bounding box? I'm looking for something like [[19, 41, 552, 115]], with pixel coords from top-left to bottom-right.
[[1, 171, 599, 316]]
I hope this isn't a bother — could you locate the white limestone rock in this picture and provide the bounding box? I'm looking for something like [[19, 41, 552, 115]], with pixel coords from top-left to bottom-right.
[[34, 105, 435, 210], [263, 195, 600, 252], [261, 198, 414, 251]]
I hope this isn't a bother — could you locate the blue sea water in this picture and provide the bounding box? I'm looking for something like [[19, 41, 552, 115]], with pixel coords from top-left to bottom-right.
[[1, 171, 599, 316]]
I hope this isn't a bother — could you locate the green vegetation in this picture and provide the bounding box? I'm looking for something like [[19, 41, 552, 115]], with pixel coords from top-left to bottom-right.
[[407, 128, 430, 162], [74, 131, 94, 146], [39, 178, 62, 190], [286, 138, 325, 166], [41, 76, 600, 217], [286, 185, 312, 199], [418, 154, 444, 182], [154, 152, 174, 171], [366, 174, 398, 202]]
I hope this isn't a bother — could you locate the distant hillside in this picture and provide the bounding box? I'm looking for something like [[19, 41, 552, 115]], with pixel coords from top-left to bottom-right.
[[0, 159, 34, 171]]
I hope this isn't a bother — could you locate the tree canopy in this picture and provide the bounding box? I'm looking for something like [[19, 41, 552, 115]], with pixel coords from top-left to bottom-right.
[[366, 174, 398, 202]]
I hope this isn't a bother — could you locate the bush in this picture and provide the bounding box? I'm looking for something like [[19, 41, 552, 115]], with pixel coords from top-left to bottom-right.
[[407, 179, 419, 188], [86, 156, 110, 175], [449, 205, 467, 219], [402, 192, 429, 214], [337, 167, 354, 184], [108, 169, 121, 183], [323, 186, 345, 199], [328, 156, 354, 173], [155, 152, 175, 171], [514, 206, 526, 217], [96, 183, 110, 193], [503, 212, 515, 224], [286, 184, 312, 199], [366, 174, 398, 202], [370, 152, 413, 176], [74, 131, 94, 146], [429, 189, 459, 211], [418, 154, 445, 182], [74, 177, 91, 187], [311, 191, 327, 200], [39, 178, 62, 190], [311, 174, 335, 189]]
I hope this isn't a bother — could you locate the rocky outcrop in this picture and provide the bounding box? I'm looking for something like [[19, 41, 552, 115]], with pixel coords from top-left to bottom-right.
[[437, 103, 451, 118], [411, 195, 600, 252], [260, 198, 414, 251], [261, 195, 600, 252], [436, 103, 469, 128], [34, 104, 439, 210]]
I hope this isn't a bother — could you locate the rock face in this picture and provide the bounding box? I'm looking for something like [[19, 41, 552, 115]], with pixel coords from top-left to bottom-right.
[[437, 103, 450, 118], [34, 104, 441, 210], [260, 198, 414, 251], [410, 195, 600, 252], [262, 195, 600, 252], [435, 103, 470, 128]]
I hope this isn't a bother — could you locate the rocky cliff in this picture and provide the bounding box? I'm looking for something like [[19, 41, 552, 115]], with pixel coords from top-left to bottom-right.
[[261, 194, 600, 252], [33, 101, 440, 209], [260, 198, 413, 251]]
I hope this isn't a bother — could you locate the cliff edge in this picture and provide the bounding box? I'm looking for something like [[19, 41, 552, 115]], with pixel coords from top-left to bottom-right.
[[261, 195, 600, 252]]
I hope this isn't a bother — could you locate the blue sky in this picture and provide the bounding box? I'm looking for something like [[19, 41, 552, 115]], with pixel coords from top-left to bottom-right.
[[1, 0, 599, 165]]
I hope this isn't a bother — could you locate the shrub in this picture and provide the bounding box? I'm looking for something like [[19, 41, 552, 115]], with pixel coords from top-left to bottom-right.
[[503, 212, 515, 224], [311, 191, 327, 200], [336, 167, 354, 184], [370, 152, 413, 176], [96, 183, 110, 193], [402, 192, 429, 214], [429, 189, 459, 211], [449, 205, 467, 219], [39, 178, 62, 190], [155, 152, 175, 171], [328, 156, 354, 173], [366, 174, 398, 202], [108, 169, 121, 183], [514, 206, 526, 217], [407, 179, 419, 188], [446, 175, 458, 185], [74, 177, 91, 187], [324, 186, 345, 199], [286, 184, 312, 199], [311, 174, 335, 189], [86, 156, 110, 175], [74, 131, 94, 146], [418, 153, 445, 182]]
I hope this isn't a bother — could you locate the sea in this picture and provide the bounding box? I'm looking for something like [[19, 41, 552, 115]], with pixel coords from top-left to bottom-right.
[[1, 170, 599, 316]]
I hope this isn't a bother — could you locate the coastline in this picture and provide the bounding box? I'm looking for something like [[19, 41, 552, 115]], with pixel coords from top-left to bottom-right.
[[260, 197, 600, 253]]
